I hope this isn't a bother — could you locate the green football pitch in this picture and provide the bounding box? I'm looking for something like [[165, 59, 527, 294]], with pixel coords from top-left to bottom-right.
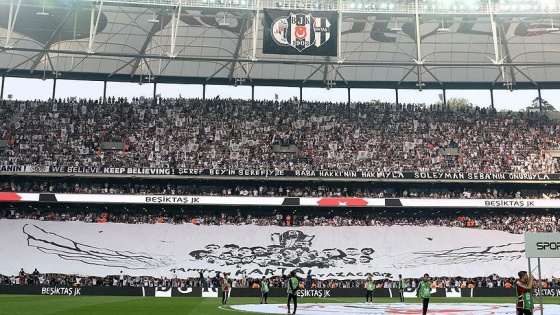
[[0, 296, 557, 315]]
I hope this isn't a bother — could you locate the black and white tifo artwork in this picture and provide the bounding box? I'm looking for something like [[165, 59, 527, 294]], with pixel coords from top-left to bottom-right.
[[9, 220, 538, 279], [188, 230, 525, 271]]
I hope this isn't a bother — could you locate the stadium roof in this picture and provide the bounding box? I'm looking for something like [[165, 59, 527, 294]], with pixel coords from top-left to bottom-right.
[[2, 0, 560, 90]]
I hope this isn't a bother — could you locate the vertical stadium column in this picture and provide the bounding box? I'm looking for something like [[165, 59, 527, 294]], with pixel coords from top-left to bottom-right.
[[299, 87, 303, 104], [103, 80, 107, 103], [153, 82, 157, 101], [538, 89, 543, 112], [442, 89, 447, 111], [0, 75, 5, 100], [347, 87, 351, 106], [395, 89, 399, 108], [251, 85, 255, 104], [203, 84, 206, 100], [490, 89, 494, 109], [537, 257, 544, 315], [52, 78, 57, 100]]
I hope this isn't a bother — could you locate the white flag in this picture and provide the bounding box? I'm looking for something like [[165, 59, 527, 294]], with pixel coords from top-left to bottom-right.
[[357, 151, 369, 160]]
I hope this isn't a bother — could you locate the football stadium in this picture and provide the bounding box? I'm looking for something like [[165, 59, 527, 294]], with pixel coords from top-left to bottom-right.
[[2, 0, 560, 314]]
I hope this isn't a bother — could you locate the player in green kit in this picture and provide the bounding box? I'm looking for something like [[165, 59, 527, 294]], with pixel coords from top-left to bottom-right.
[[365, 276, 375, 303], [260, 276, 269, 304], [416, 273, 431, 315], [286, 271, 299, 314], [398, 274, 406, 303]]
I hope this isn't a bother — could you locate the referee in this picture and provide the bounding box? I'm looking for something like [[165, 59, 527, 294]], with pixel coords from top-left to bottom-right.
[[286, 271, 299, 315]]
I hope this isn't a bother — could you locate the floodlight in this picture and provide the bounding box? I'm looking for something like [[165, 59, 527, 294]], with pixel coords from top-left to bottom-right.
[[219, 13, 230, 26], [438, 19, 450, 32], [37, 3, 49, 16], [390, 19, 402, 31], [547, 19, 559, 31], [148, 12, 159, 23]]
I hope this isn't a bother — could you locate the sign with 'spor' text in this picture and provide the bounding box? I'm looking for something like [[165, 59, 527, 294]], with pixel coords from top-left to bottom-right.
[[525, 233, 560, 258]]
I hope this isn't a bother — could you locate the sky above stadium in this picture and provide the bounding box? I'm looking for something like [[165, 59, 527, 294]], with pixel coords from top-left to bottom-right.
[[3, 77, 558, 111]]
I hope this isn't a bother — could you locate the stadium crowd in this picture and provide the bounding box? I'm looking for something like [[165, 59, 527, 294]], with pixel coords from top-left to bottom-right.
[[1, 179, 556, 199], [0, 269, 556, 290], [0, 97, 559, 173], [2, 207, 559, 234]]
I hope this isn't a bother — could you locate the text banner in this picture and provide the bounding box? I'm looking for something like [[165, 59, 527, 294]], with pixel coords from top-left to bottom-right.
[[0, 166, 558, 182]]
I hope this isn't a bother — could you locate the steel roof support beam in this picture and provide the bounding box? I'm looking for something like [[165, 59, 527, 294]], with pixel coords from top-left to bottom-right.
[[3, 0, 22, 48], [497, 18, 516, 87], [512, 66, 538, 86], [130, 10, 164, 77], [414, 0, 424, 90], [87, 0, 105, 54], [6, 53, 42, 73], [322, 57, 330, 85], [337, 0, 342, 62], [7, 45, 560, 68], [206, 62, 232, 81], [302, 65, 323, 84], [229, 14, 250, 81], [30, 8, 77, 74], [489, 0, 514, 90], [251, 0, 260, 61], [168, 1, 182, 58]]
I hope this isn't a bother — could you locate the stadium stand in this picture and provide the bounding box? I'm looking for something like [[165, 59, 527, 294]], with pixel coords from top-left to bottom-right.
[[0, 97, 558, 173]]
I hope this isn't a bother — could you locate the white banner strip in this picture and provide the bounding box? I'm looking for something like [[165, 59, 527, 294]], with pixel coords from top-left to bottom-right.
[[0, 193, 558, 208]]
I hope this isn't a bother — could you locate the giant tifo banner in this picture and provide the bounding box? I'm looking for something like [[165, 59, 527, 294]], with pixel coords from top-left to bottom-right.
[[263, 9, 338, 56], [0, 220, 555, 279], [0, 192, 559, 208], [0, 165, 557, 182]]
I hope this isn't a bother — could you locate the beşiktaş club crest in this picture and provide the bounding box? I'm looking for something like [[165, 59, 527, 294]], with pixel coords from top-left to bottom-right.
[[271, 13, 332, 52]]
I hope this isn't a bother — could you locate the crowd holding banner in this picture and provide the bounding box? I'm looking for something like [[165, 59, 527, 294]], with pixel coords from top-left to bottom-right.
[[0, 165, 558, 182], [1, 97, 559, 175]]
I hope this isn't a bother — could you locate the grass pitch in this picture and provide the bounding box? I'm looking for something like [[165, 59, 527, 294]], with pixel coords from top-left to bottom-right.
[[0, 296, 557, 315]]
